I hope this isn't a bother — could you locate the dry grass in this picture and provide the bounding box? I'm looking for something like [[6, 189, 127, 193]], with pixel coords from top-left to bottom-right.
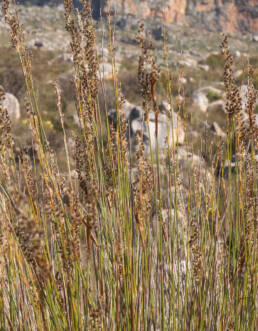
[[0, 1, 257, 330]]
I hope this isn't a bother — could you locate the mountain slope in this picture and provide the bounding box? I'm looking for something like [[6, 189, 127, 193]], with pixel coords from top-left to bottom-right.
[[16, 0, 258, 33], [106, 0, 258, 33]]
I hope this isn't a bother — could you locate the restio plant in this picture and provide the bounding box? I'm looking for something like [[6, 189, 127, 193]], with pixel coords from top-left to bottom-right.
[[0, 1, 257, 330]]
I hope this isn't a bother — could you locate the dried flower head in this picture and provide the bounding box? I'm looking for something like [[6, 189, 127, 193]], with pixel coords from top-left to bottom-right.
[[136, 23, 160, 132]]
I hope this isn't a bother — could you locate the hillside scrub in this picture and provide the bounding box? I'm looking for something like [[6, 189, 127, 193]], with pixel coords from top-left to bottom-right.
[[0, 0, 257, 330]]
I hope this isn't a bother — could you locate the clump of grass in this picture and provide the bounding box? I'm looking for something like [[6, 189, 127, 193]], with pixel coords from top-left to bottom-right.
[[207, 89, 221, 102], [0, 1, 257, 330], [206, 53, 225, 69]]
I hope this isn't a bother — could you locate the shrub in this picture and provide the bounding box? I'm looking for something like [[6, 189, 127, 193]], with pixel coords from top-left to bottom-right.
[[206, 53, 225, 69], [207, 89, 221, 102]]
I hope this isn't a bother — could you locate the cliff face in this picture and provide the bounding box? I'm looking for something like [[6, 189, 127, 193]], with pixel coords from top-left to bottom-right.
[[17, 0, 258, 33], [187, 0, 258, 34], [106, 0, 258, 34], [108, 0, 187, 23]]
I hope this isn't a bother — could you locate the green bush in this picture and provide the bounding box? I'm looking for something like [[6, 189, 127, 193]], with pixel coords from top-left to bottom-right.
[[207, 90, 221, 102], [206, 53, 225, 69]]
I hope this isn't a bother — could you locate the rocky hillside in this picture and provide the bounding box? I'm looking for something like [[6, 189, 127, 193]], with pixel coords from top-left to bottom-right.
[[186, 0, 258, 34], [106, 0, 258, 34], [17, 0, 258, 34], [0, 2, 257, 157]]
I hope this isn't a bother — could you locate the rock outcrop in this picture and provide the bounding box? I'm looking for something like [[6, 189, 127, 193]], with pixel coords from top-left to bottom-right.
[[193, 91, 209, 113], [16, 1, 258, 34], [186, 0, 258, 34], [193, 86, 224, 113], [105, 0, 258, 34], [0, 90, 20, 122], [108, 0, 187, 24], [108, 100, 185, 154]]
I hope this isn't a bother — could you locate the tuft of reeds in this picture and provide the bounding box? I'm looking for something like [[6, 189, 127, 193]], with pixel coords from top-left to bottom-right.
[[0, 1, 257, 330]]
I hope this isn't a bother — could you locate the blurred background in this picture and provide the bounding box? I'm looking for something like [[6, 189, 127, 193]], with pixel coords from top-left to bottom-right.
[[0, 0, 257, 164]]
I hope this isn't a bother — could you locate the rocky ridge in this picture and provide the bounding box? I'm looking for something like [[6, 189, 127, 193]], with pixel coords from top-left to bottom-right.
[[0, 3, 257, 163], [106, 0, 258, 34], [13, 0, 258, 34]]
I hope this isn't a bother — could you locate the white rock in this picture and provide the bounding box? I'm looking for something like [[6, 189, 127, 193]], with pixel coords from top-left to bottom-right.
[[198, 86, 223, 97], [176, 148, 205, 167], [252, 34, 258, 42], [73, 113, 80, 126], [147, 109, 185, 150], [235, 50, 241, 57], [121, 100, 138, 120], [233, 69, 243, 79], [175, 95, 184, 106], [98, 62, 120, 79], [61, 53, 73, 62], [97, 47, 109, 61], [108, 100, 185, 154], [179, 77, 187, 84], [193, 92, 209, 112], [1, 93, 20, 122], [176, 147, 213, 184], [199, 64, 210, 71], [210, 122, 226, 138], [193, 86, 224, 113], [188, 130, 199, 139], [240, 112, 258, 132], [239, 85, 258, 112], [179, 58, 197, 68], [131, 119, 142, 133], [207, 100, 226, 113]]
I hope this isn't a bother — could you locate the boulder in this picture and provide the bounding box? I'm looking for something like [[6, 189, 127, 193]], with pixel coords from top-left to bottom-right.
[[152, 26, 163, 41], [198, 86, 223, 97], [207, 100, 225, 113], [240, 85, 258, 111], [207, 122, 226, 138], [233, 69, 243, 79], [188, 130, 199, 140], [175, 147, 213, 187], [61, 53, 73, 62], [175, 95, 184, 107], [120, 35, 138, 45], [108, 100, 185, 154], [179, 58, 198, 68], [108, 100, 138, 124], [146, 101, 185, 150], [239, 112, 258, 136], [97, 47, 109, 61], [199, 64, 210, 71], [176, 148, 205, 169], [235, 50, 241, 57], [193, 86, 224, 113], [34, 41, 43, 48], [179, 77, 187, 84], [1, 92, 20, 122], [98, 62, 120, 80], [252, 34, 258, 42], [116, 17, 127, 30], [98, 62, 113, 80], [193, 91, 209, 112]]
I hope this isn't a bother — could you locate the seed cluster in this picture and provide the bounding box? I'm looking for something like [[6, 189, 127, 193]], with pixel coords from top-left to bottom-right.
[[136, 23, 160, 127]]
